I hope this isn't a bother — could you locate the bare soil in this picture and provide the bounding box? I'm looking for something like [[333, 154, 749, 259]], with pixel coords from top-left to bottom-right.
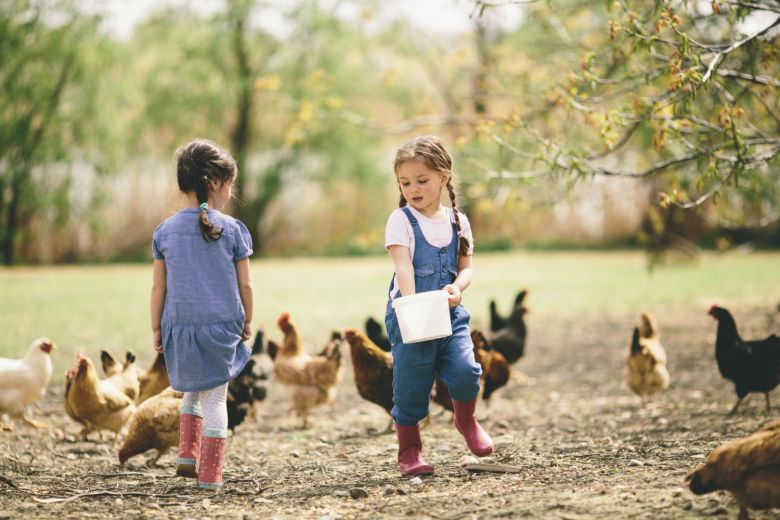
[[2, 305, 780, 520]]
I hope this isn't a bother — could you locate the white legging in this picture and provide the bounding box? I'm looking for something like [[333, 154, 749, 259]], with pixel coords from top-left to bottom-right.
[[181, 383, 228, 435]]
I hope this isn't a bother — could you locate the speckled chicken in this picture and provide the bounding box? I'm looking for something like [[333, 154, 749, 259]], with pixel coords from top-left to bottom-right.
[[686, 419, 780, 520], [118, 387, 183, 466]]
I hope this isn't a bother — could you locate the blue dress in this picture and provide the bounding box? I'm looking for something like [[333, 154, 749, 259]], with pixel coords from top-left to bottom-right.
[[152, 208, 253, 392]]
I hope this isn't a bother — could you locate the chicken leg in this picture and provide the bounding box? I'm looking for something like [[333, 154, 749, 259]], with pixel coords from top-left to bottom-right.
[[765, 392, 772, 412], [729, 396, 746, 415], [22, 414, 48, 428]]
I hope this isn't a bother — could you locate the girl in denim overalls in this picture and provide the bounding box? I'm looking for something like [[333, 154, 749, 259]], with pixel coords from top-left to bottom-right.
[[384, 135, 493, 476]]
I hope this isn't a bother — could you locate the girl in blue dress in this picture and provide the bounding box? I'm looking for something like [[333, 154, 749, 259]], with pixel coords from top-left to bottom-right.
[[384, 135, 494, 476], [151, 139, 254, 490]]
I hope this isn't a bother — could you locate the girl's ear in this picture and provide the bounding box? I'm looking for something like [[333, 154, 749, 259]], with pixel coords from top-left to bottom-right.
[[208, 179, 222, 192]]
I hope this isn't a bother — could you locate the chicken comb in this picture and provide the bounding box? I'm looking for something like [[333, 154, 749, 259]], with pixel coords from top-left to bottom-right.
[[276, 312, 291, 331]]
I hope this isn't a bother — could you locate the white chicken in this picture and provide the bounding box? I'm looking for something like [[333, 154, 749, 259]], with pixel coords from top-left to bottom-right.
[[0, 338, 56, 430]]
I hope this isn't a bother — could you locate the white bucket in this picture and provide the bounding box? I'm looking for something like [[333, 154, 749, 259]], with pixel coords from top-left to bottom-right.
[[391, 290, 453, 344]]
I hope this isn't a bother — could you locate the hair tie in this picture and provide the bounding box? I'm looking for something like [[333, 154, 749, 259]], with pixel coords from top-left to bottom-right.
[[199, 202, 209, 211]]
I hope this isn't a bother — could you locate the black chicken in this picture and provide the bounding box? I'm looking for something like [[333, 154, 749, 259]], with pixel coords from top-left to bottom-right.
[[490, 290, 529, 364], [709, 305, 780, 413], [489, 289, 528, 332], [226, 328, 273, 431], [365, 317, 392, 352]]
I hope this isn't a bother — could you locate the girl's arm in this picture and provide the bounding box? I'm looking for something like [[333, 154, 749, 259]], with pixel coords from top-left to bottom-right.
[[388, 245, 415, 296], [151, 259, 167, 352], [235, 258, 253, 341], [444, 254, 473, 307]]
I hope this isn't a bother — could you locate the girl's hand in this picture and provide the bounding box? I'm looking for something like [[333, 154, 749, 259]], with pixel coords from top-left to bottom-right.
[[242, 321, 252, 342], [153, 330, 163, 353], [443, 284, 462, 308]]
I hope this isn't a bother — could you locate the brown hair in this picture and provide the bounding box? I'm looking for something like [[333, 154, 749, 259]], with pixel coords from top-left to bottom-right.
[[175, 139, 237, 242], [393, 135, 470, 257]]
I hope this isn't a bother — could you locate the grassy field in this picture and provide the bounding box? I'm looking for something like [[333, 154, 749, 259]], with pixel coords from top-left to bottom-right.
[[1, 250, 778, 378]]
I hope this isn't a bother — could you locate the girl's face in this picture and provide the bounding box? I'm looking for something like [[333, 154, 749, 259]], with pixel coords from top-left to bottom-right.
[[209, 178, 234, 211], [396, 159, 448, 217]]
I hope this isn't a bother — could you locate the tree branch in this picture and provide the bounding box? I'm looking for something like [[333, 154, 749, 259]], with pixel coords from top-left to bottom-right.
[[700, 17, 780, 85]]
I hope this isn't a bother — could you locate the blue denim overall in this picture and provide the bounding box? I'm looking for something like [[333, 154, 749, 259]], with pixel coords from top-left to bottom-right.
[[385, 207, 482, 426]]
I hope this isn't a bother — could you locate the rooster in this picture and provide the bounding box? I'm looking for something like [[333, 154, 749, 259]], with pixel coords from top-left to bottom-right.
[[709, 305, 780, 413], [345, 328, 394, 431], [67, 353, 136, 438], [489, 289, 528, 332], [625, 313, 670, 402], [490, 290, 529, 364], [0, 338, 56, 430], [137, 352, 170, 404], [364, 317, 392, 352], [118, 387, 182, 467], [686, 419, 780, 520]]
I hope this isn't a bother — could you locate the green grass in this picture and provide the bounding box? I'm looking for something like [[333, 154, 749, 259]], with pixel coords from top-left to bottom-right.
[[1, 250, 778, 380]]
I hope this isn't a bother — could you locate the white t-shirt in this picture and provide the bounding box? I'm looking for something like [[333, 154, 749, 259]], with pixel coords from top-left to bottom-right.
[[384, 206, 474, 298]]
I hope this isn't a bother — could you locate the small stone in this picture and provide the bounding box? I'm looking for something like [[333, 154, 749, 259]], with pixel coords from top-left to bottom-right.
[[202, 498, 211, 507], [253, 498, 272, 504], [436, 444, 451, 453], [629, 459, 643, 466], [66, 453, 76, 460], [681, 499, 694, 510], [384, 485, 396, 496], [333, 452, 349, 461], [409, 477, 423, 486], [691, 454, 705, 460], [349, 488, 368, 499], [460, 455, 479, 465], [114, 498, 123, 506]]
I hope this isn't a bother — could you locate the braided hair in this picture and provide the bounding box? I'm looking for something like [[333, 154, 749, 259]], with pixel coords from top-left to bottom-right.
[[175, 139, 237, 242], [393, 135, 470, 258]]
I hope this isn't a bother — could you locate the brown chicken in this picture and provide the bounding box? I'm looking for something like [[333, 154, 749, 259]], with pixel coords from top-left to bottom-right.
[[100, 351, 141, 402], [686, 419, 780, 520], [64, 368, 82, 426], [137, 352, 170, 404], [67, 353, 137, 438], [287, 334, 343, 428], [272, 312, 313, 386], [625, 313, 670, 401], [432, 329, 511, 412], [118, 387, 183, 466], [344, 328, 394, 431], [471, 329, 511, 402]]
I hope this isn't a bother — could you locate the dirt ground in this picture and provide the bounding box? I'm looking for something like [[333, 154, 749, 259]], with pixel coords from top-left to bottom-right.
[[2, 305, 780, 520]]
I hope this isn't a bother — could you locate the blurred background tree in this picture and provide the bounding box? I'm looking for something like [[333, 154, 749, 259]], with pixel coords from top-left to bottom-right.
[[0, 0, 776, 264]]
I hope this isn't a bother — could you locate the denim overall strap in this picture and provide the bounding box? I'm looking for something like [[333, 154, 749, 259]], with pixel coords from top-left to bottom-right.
[[400, 206, 458, 294]]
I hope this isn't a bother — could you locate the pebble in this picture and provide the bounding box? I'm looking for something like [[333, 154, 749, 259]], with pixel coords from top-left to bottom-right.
[[681, 499, 694, 510], [409, 477, 423, 486], [349, 488, 368, 499], [629, 459, 643, 466], [460, 455, 479, 465], [253, 498, 273, 504]]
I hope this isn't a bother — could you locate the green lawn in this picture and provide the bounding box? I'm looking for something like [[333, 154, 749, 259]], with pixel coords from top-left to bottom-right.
[[1, 250, 778, 379]]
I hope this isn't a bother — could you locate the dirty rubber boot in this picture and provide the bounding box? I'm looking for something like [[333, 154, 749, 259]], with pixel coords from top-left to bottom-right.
[[395, 423, 434, 476], [197, 431, 227, 490], [176, 410, 203, 478], [452, 398, 494, 457]]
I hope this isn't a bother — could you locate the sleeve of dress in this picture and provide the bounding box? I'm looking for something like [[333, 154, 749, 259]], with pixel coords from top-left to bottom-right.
[[458, 211, 475, 255], [233, 220, 254, 261], [152, 225, 165, 260], [384, 209, 412, 250]]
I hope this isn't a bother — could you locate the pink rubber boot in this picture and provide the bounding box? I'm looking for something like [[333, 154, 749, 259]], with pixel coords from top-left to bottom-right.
[[452, 398, 494, 456], [176, 412, 203, 478], [395, 423, 434, 476], [197, 432, 227, 490]]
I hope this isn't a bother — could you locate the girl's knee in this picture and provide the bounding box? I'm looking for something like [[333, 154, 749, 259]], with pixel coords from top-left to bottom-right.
[[444, 365, 482, 401]]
